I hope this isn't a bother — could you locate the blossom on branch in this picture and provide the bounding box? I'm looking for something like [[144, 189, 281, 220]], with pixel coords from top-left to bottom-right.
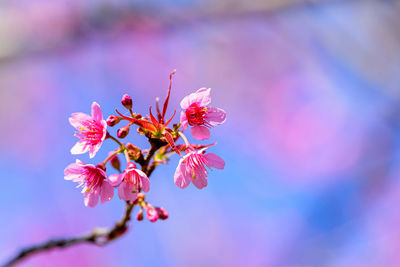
[[180, 88, 226, 140], [64, 159, 114, 207], [174, 147, 225, 189], [108, 162, 150, 201], [69, 102, 107, 158]]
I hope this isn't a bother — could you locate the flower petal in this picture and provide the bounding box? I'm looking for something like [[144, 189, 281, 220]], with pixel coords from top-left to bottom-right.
[[194, 88, 212, 107], [70, 141, 89, 155], [174, 159, 191, 189], [84, 190, 99, 208], [180, 88, 211, 109], [64, 163, 84, 182], [118, 182, 137, 201], [91, 102, 103, 122], [135, 169, 150, 193], [89, 143, 102, 159], [118, 182, 127, 200], [108, 173, 123, 187], [206, 107, 226, 126], [100, 182, 114, 204], [204, 153, 225, 170], [191, 125, 210, 140], [69, 112, 91, 129], [180, 111, 188, 130], [192, 175, 208, 189]]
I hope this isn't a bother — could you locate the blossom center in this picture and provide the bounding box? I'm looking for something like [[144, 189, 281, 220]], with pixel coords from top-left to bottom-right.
[[185, 103, 208, 126], [75, 120, 104, 145], [79, 167, 104, 192], [185, 152, 209, 179]]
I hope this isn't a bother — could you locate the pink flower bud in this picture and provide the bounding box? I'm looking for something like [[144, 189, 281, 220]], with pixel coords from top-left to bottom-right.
[[136, 209, 144, 221], [156, 207, 169, 220], [108, 152, 121, 171], [106, 115, 121, 127], [117, 125, 130, 138], [121, 94, 133, 110], [146, 206, 158, 222]]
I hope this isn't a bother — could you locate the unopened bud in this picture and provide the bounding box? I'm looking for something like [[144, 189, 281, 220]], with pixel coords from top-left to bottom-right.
[[156, 207, 169, 220], [108, 152, 121, 171], [136, 209, 144, 221], [126, 143, 142, 160], [146, 206, 158, 222], [121, 94, 133, 110], [117, 125, 130, 138], [106, 115, 121, 127]]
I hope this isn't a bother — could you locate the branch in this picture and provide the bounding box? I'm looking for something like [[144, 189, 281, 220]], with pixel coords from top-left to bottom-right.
[[2, 141, 164, 267]]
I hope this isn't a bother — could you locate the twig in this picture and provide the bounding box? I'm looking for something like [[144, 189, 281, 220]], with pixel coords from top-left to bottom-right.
[[2, 141, 165, 267]]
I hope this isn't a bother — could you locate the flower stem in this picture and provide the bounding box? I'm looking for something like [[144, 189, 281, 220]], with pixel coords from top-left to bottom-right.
[[102, 150, 121, 165], [124, 148, 131, 163], [108, 134, 123, 147], [178, 132, 190, 146]]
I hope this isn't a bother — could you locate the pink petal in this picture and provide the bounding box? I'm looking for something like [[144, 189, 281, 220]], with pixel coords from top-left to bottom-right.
[[192, 176, 208, 189], [91, 102, 103, 122], [180, 111, 188, 130], [206, 107, 226, 126], [191, 125, 210, 140], [100, 182, 114, 204], [84, 191, 99, 208], [118, 182, 137, 201], [64, 163, 83, 182], [180, 88, 211, 109], [204, 153, 225, 170], [89, 143, 101, 159], [135, 169, 150, 192], [70, 141, 89, 155], [117, 182, 127, 200], [194, 88, 212, 107], [174, 160, 191, 189], [69, 112, 91, 129], [108, 173, 123, 187]]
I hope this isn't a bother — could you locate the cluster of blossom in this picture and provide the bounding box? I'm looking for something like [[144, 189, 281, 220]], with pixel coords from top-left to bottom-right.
[[64, 72, 226, 222]]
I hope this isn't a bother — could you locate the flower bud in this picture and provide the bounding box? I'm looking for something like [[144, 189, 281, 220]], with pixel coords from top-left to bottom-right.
[[156, 207, 169, 220], [146, 206, 158, 222], [121, 94, 133, 110], [117, 125, 130, 138], [126, 143, 142, 160], [106, 115, 121, 127], [136, 209, 144, 221], [108, 152, 121, 171]]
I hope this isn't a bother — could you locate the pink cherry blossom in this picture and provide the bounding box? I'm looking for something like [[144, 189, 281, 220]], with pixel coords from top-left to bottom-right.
[[180, 88, 226, 140], [69, 102, 107, 158], [108, 162, 150, 201], [64, 159, 114, 207], [174, 147, 225, 189]]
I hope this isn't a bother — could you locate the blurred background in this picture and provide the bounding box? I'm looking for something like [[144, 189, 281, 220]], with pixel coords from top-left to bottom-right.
[[1, 0, 400, 266]]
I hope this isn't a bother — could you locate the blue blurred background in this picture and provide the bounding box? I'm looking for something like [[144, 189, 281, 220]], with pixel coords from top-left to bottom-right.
[[1, 0, 400, 266]]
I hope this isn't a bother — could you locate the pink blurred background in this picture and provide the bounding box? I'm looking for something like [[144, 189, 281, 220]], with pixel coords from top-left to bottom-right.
[[1, 0, 400, 266]]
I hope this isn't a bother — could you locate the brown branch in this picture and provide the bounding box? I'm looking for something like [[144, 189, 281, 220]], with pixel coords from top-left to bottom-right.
[[2, 140, 165, 267]]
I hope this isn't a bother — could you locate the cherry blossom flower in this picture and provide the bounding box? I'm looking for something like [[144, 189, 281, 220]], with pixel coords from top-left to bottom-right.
[[180, 88, 226, 140], [108, 162, 150, 201], [174, 147, 225, 189], [64, 159, 114, 207], [69, 102, 107, 158]]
